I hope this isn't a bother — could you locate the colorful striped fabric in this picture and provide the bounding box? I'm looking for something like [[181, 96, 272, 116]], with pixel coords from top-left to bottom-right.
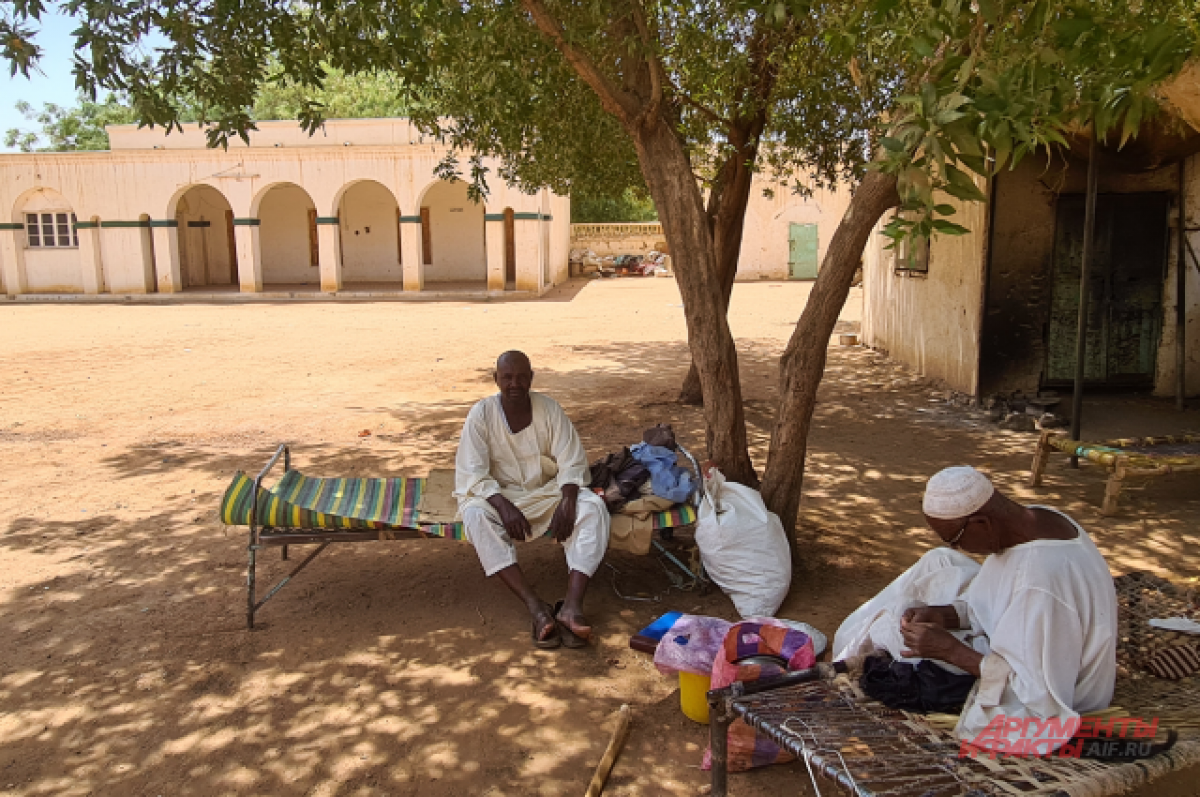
[[652, 503, 696, 529], [220, 470, 697, 538], [275, 470, 423, 527]]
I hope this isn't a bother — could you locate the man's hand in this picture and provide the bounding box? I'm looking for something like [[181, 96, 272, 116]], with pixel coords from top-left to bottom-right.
[[487, 494, 532, 541], [549, 484, 579, 543], [900, 618, 983, 676], [901, 605, 960, 630]]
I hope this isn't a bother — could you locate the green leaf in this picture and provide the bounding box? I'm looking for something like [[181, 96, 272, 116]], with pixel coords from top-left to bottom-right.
[[931, 219, 971, 235], [934, 203, 957, 216], [880, 136, 906, 152], [977, 0, 999, 25]]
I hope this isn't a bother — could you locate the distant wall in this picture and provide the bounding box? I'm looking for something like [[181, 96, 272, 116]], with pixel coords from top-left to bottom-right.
[[570, 223, 664, 257], [737, 176, 853, 281]]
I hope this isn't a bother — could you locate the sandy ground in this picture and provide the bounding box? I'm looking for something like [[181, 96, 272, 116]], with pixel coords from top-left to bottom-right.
[[1, 278, 1198, 797]]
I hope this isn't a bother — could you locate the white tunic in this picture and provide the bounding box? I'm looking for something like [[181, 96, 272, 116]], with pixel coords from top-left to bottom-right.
[[454, 392, 592, 534], [955, 512, 1118, 751], [833, 508, 1118, 752]]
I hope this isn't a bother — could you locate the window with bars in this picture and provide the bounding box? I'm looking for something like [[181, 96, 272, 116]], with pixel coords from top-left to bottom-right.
[[25, 212, 79, 248]]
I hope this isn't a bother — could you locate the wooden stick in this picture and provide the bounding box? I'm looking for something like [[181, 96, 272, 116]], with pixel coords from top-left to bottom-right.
[[585, 704, 633, 797]]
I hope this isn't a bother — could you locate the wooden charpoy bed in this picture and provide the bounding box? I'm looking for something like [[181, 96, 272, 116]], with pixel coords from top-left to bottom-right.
[[1029, 430, 1200, 515]]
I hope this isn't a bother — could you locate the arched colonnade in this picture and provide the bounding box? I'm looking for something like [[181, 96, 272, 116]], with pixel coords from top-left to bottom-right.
[[3, 179, 558, 296]]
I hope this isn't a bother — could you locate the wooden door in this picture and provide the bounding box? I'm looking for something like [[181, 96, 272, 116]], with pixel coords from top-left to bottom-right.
[[420, 206, 432, 265], [1046, 194, 1168, 385], [504, 208, 516, 288], [307, 208, 320, 268], [225, 209, 238, 284], [788, 223, 819, 279]]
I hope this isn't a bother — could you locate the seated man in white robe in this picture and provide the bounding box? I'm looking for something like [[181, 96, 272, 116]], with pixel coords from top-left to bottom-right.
[[455, 351, 610, 650], [833, 466, 1118, 754]]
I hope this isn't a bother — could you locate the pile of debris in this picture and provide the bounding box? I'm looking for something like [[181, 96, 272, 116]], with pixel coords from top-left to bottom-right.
[[982, 390, 1068, 432], [569, 248, 673, 278]]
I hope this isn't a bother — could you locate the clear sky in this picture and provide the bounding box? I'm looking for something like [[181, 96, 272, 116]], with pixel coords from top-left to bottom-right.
[[2, 6, 85, 152]]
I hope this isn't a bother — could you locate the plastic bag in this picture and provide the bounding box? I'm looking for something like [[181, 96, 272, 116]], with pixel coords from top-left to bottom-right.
[[701, 621, 816, 772], [652, 614, 733, 676], [694, 468, 792, 618]]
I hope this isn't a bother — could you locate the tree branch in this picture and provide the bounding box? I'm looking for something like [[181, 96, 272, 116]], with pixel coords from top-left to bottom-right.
[[518, 0, 642, 126], [629, 0, 665, 125]]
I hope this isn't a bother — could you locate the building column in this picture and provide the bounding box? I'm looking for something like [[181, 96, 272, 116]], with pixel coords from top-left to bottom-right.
[[485, 212, 506, 292], [77, 221, 105, 294], [514, 214, 542, 293], [234, 219, 263, 292], [0, 224, 27, 296], [316, 218, 342, 292], [152, 223, 182, 293], [399, 214, 423, 291]]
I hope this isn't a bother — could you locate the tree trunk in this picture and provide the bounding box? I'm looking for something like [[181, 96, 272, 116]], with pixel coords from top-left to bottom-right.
[[760, 170, 900, 554], [633, 115, 758, 486], [678, 125, 763, 406]]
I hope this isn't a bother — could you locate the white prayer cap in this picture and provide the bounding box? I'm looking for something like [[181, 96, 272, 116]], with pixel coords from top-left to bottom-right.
[[922, 466, 995, 520]]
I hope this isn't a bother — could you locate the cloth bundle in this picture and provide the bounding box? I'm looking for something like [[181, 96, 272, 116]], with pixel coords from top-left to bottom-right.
[[588, 447, 650, 513], [860, 651, 977, 713]]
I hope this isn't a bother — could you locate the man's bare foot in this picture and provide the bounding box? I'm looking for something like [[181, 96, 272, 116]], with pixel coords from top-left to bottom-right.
[[531, 604, 561, 649], [554, 601, 591, 644]]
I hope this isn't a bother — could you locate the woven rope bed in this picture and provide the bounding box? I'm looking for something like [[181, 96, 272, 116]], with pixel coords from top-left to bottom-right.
[[1030, 431, 1200, 515], [711, 677, 1200, 797]]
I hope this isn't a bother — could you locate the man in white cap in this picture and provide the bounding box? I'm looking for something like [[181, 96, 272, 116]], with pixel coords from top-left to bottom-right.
[[832, 466, 1117, 754]]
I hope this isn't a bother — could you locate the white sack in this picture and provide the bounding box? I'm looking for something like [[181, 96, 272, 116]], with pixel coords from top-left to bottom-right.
[[694, 468, 792, 618]]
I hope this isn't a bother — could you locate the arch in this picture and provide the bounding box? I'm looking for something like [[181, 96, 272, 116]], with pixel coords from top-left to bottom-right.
[[337, 180, 401, 284], [255, 183, 319, 286], [418, 180, 486, 285], [174, 185, 237, 289], [12, 187, 84, 293]]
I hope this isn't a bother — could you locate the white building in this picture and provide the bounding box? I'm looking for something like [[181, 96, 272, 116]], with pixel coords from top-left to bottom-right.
[[0, 119, 570, 298]]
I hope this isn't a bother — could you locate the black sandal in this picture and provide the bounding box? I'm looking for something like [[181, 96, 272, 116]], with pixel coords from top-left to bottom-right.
[[553, 600, 590, 649], [532, 606, 562, 649]]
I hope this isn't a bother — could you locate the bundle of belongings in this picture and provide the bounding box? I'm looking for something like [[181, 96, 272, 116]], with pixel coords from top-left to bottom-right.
[[588, 424, 696, 555]]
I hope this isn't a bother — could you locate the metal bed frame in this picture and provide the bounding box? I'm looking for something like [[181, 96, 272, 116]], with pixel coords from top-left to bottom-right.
[[245, 443, 708, 629]]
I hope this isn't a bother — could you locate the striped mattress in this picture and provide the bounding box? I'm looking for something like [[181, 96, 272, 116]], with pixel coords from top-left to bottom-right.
[[219, 470, 696, 538]]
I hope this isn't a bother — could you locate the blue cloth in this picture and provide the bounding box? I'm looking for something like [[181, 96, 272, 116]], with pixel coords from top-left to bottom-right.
[[630, 443, 695, 503]]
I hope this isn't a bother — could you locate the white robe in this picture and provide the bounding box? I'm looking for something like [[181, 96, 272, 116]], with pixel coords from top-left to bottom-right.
[[454, 392, 609, 576], [834, 508, 1118, 753]]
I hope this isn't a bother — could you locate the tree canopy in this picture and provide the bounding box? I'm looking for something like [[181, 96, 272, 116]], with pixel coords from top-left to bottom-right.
[[5, 0, 1197, 545]]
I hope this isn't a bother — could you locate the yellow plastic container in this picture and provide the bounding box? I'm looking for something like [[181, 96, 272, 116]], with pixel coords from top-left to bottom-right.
[[679, 670, 712, 724]]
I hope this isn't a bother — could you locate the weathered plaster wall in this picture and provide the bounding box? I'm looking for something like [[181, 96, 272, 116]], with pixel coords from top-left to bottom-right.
[[861, 194, 988, 395], [570, 225, 666, 257], [422, 180, 486, 284], [258, 184, 317, 284], [176, 185, 234, 287], [340, 180, 401, 283], [736, 175, 853, 280], [978, 153, 1195, 398], [1155, 152, 1200, 398], [15, 189, 83, 293]]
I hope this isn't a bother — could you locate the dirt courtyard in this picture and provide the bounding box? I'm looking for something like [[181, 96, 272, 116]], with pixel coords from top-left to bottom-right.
[[1, 278, 1198, 797]]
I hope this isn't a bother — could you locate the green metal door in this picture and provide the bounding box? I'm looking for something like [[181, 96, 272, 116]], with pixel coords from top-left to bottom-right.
[[1046, 194, 1168, 385], [788, 223, 819, 280]]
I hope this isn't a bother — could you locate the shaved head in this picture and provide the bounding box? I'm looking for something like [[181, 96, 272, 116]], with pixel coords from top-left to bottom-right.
[[495, 351, 534, 402], [496, 350, 531, 371]]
